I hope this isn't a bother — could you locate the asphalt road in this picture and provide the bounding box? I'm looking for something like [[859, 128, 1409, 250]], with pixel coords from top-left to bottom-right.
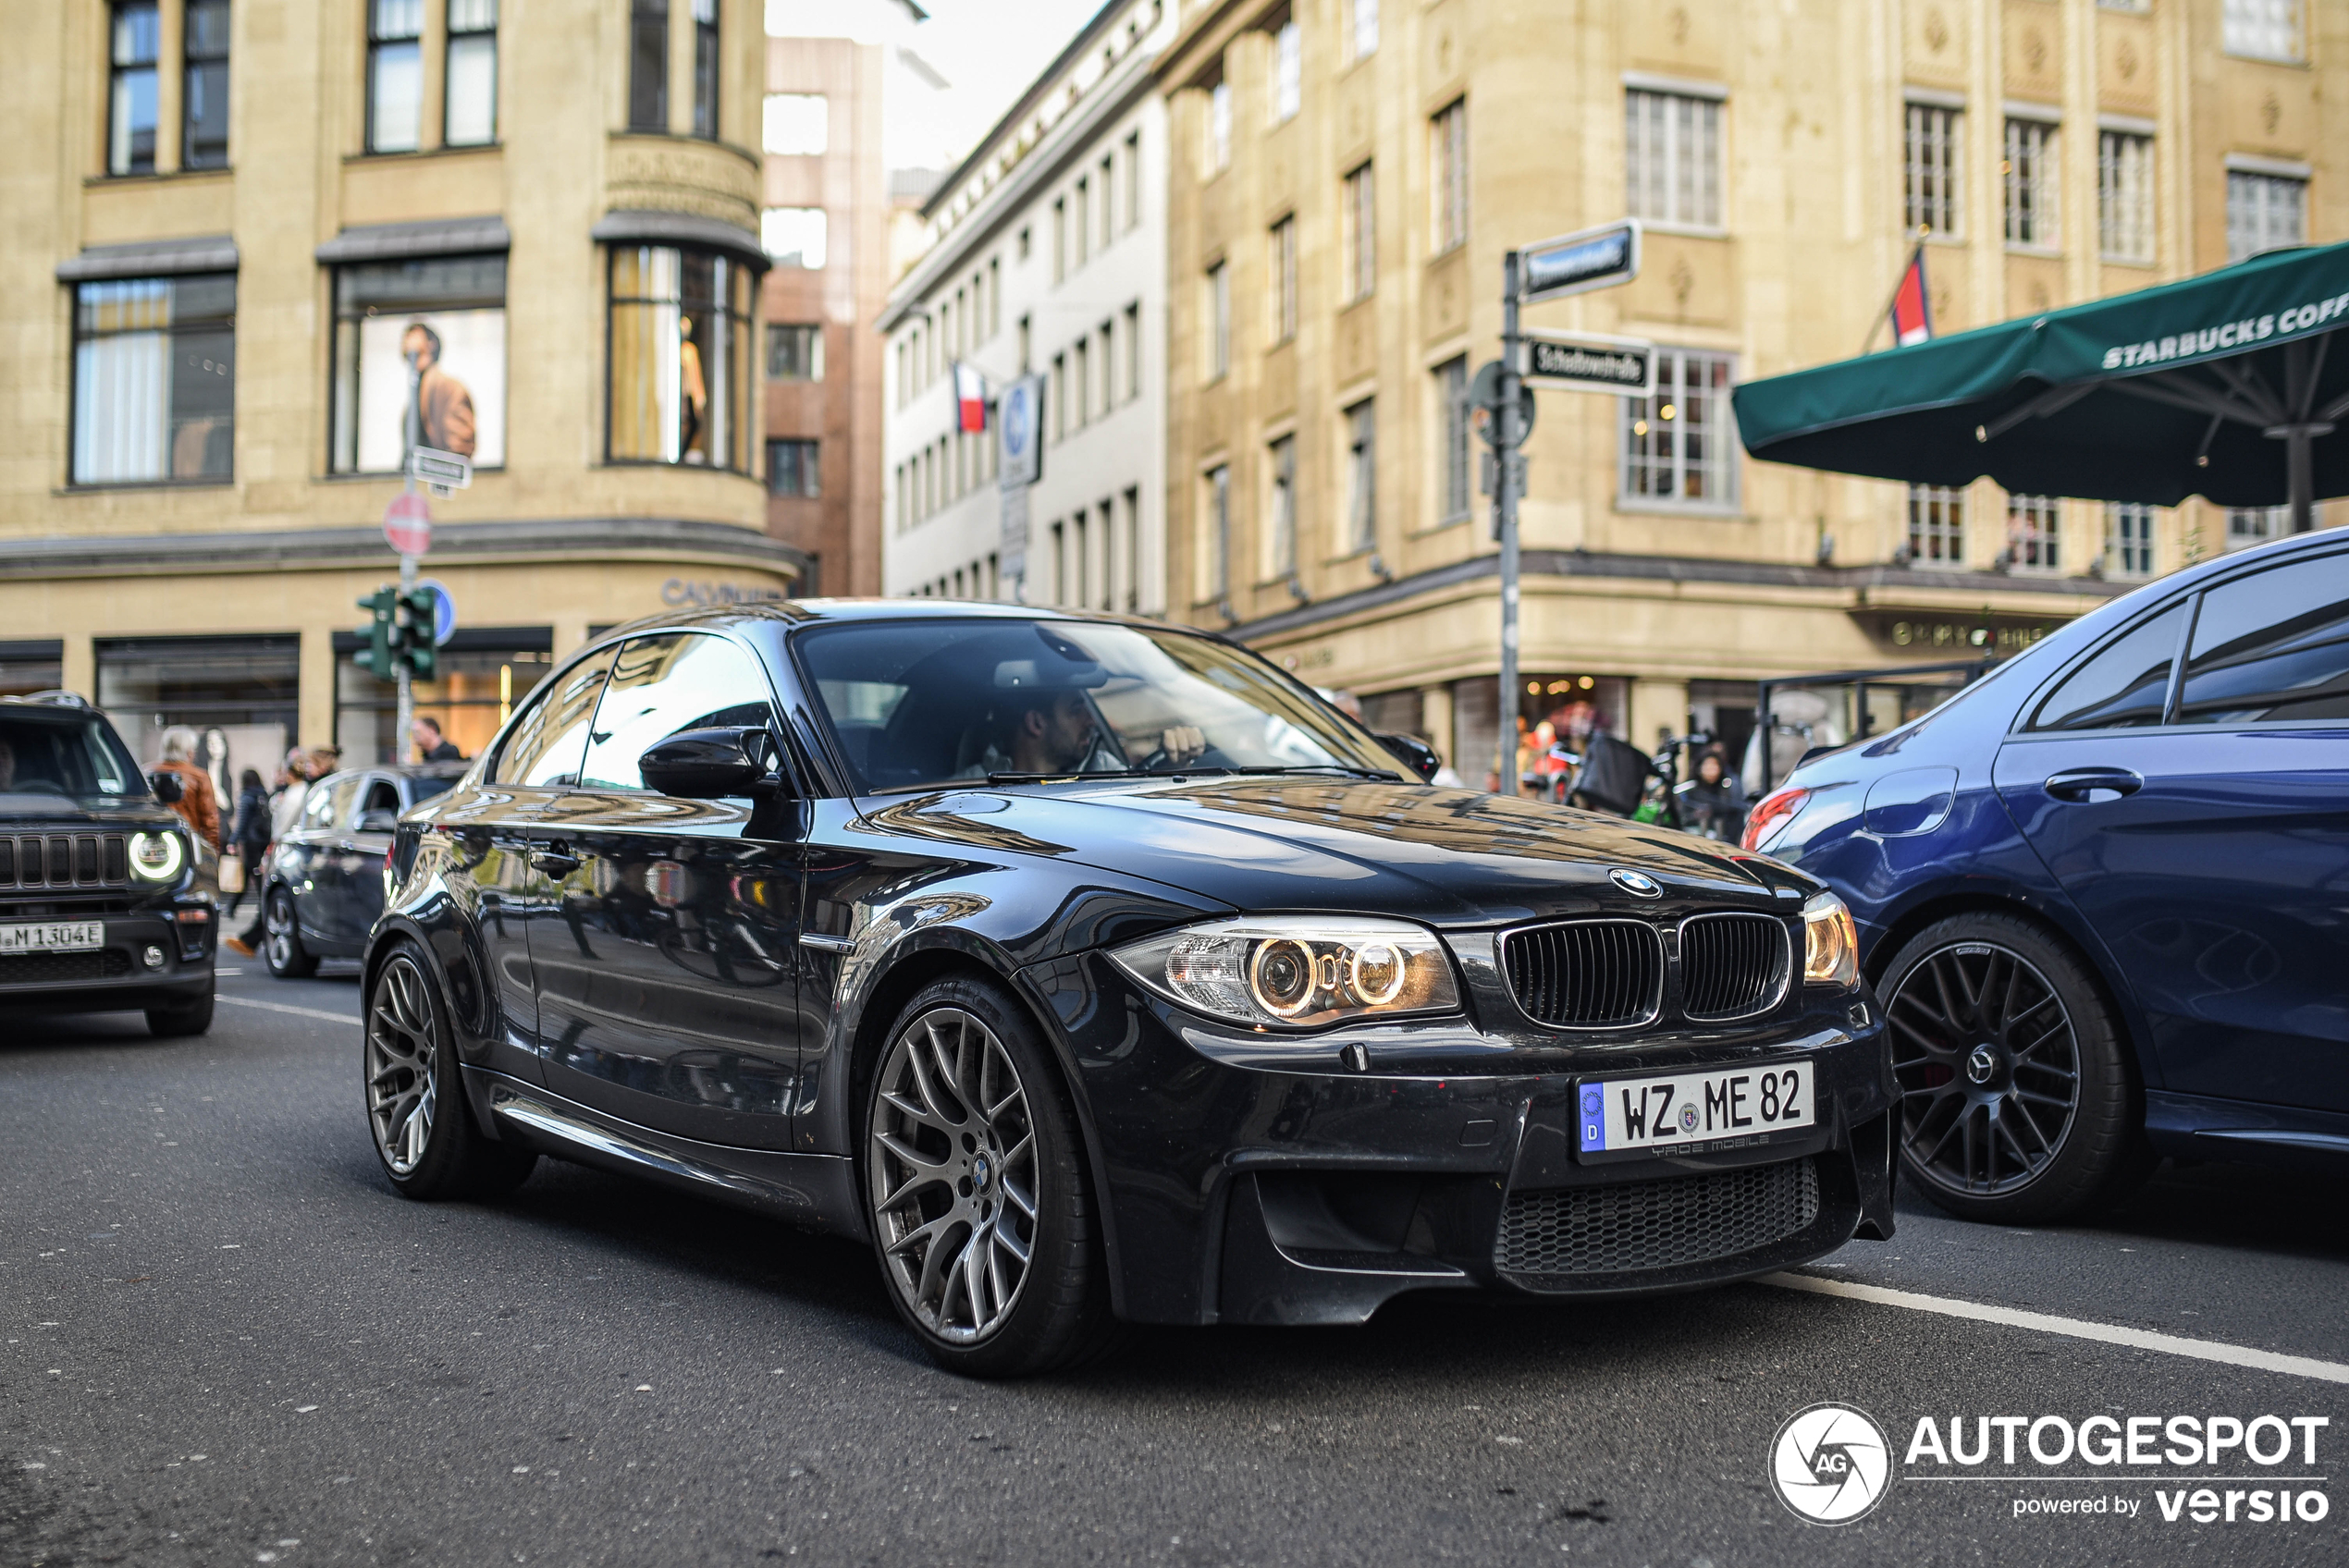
[[6, 960, 2345, 1567]]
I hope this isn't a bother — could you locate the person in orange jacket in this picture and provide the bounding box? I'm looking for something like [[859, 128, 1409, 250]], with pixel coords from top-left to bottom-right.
[[154, 727, 221, 851]]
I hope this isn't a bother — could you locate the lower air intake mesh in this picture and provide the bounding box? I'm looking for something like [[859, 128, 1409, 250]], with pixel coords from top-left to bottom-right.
[[1495, 1158, 1820, 1278]]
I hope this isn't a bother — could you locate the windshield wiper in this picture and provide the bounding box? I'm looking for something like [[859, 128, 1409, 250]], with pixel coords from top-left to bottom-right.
[[984, 768, 1158, 785], [1231, 765, 1405, 781]]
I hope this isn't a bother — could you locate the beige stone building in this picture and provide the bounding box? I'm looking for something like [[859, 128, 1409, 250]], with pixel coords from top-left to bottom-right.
[[0, 0, 798, 779], [1155, 0, 2343, 786]]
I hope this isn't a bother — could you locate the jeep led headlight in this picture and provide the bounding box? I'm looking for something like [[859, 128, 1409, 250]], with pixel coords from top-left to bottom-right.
[[129, 830, 186, 882], [1110, 916, 1460, 1030]]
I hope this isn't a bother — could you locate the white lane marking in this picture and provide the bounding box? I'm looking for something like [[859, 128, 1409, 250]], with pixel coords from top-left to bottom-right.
[[1764, 1271, 2349, 1386], [216, 995, 361, 1026]]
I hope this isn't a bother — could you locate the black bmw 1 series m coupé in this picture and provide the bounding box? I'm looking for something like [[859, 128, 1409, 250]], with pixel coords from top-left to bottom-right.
[[362, 602, 1895, 1375]]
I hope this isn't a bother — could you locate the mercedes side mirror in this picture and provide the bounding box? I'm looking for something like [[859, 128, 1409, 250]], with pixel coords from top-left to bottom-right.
[[639, 728, 784, 800], [1376, 732, 1442, 783], [149, 769, 184, 804]]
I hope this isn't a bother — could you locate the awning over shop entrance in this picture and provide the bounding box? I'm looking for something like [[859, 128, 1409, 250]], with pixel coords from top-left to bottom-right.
[[1730, 240, 2349, 529]]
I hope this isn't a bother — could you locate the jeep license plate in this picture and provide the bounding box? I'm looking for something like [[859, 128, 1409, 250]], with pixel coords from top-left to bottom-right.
[[0, 920, 105, 955]]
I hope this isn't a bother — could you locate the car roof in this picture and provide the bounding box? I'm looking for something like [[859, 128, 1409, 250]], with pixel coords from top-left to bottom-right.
[[585, 599, 1222, 643]]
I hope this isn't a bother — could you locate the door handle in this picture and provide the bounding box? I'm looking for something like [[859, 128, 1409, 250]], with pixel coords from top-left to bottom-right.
[[2045, 767, 2143, 802], [530, 844, 582, 876]]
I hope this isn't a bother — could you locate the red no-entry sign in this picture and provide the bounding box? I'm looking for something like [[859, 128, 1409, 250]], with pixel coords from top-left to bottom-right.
[[383, 491, 432, 557]]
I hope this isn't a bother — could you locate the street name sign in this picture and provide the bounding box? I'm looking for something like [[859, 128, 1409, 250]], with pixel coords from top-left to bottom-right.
[[1520, 330, 1657, 398], [1519, 220, 1642, 304]]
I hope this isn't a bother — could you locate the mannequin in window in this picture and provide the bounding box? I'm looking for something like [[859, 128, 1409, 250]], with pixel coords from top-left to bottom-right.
[[402, 322, 477, 459], [678, 315, 708, 462]]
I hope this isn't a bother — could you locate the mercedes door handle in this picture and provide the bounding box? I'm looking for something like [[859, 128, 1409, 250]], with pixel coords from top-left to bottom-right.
[[2044, 767, 2143, 802], [530, 847, 582, 876]]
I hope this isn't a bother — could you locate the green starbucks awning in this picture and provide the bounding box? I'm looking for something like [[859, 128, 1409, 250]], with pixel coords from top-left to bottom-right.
[[1730, 240, 2349, 528]]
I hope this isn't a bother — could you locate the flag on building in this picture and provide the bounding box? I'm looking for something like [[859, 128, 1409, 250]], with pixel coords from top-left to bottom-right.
[[953, 361, 989, 434], [1888, 246, 1933, 348]]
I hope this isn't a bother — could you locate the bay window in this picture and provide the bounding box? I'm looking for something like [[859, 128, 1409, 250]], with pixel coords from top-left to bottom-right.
[[608, 245, 754, 471]]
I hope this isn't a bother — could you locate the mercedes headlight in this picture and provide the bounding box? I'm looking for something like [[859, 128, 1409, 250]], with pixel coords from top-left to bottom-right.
[[129, 830, 186, 882], [1109, 917, 1460, 1031], [1802, 892, 1859, 987]]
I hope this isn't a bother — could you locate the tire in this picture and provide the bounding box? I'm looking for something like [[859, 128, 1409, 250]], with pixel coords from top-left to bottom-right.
[[863, 975, 1115, 1378], [264, 886, 319, 980], [1880, 912, 2153, 1224], [146, 990, 215, 1037], [363, 939, 537, 1201]]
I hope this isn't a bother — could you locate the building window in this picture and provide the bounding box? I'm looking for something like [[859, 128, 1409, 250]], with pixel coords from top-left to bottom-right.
[[1205, 464, 1232, 601], [367, 0, 424, 153], [1268, 435, 1297, 577], [71, 275, 236, 485], [691, 0, 719, 138], [1345, 399, 1376, 553], [1350, 0, 1378, 61], [1907, 484, 1966, 564], [329, 253, 506, 474], [989, 257, 1002, 337], [336, 640, 549, 766], [1342, 163, 1376, 301], [760, 207, 828, 269], [1209, 74, 1232, 172], [1052, 199, 1066, 282], [1270, 215, 1297, 342], [444, 0, 498, 146], [1625, 89, 1722, 229], [2222, 0, 2304, 62], [1075, 178, 1091, 268], [1121, 490, 1140, 611], [2227, 506, 2287, 551], [762, 92, 826, 155], [1432, 100, 1469, 253], [766, 323, 823, 381], [2105, 503, 2156, 579], [2097, 130, 2154, 263], [2002, 117, 2057, 249], [768, 438, 819, 497], [607, 245, 753, 471], [1125, 301, 1142, 400], [1437, 356, 1470, 525], [628, 0, 668, 132], [1621, 349, 1736, 508], [1903, 102, 1961, 237], [1100, 155, 1115, 251], [1075, 338, 1091, 426], [107, 2, 160, 176], [183, 0, 231, 169], [1207, 261, 1230, 379], [1273, 19, 1300, 122], [2006, 495, 2061, 571], [2226, 170, 2306, 262], [1125, 131, 1142, 230]]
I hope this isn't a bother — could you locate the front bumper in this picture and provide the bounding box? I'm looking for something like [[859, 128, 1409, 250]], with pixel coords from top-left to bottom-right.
[[1021, 953, 1897, 1327], [0, 901, 215, 1014]]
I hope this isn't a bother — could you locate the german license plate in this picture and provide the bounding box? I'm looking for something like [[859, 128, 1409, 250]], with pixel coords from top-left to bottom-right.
[[1577, 1060, 1813, 1158], [0, 920, 105, 955]]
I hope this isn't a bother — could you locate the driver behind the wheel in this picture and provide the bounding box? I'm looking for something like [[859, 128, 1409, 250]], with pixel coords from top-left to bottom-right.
[[954, 657, 1207, 779]]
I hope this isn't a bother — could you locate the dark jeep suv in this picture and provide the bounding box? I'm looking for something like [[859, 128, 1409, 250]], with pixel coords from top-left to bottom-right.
[[0, 694, 216, 1036]]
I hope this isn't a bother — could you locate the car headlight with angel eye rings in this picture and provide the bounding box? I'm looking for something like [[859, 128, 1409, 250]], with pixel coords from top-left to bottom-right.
[[1108, 916, 1461, 1031], [1802, 891, 1860, 987], [129, 830, 186, 882]]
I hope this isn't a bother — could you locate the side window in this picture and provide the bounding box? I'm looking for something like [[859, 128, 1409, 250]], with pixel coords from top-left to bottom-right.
[[325, 777, 362, 828], [2178, 555, 2349, 724], [2025, 601, 2186, 732], [580, 633, 776, 790], [492, 644, 621, 786], [301, 780, 341, 829], [361, 778, 401, 816]]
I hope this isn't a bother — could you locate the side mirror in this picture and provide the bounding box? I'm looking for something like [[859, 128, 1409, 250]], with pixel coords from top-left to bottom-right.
[[149, 769, 184, 804], [639, 728, 783, 800], [357, 810, 400, 835], [1375, 732, 1442, 784]]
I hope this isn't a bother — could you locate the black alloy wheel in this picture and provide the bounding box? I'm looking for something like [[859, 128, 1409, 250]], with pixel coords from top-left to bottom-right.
[[864, 976, 1113, 1377], [1881, 913, 2151, 1223], [363, 940, 536, 1200], [264, 886, 318, 979]]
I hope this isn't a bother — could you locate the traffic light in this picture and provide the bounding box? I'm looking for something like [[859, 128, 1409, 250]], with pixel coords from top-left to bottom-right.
[[354, 587, 399, 681], [397, 585, 439, 681]]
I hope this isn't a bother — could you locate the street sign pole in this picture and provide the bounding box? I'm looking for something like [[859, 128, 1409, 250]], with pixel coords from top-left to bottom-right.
[[1494, 250, 1524, 796]]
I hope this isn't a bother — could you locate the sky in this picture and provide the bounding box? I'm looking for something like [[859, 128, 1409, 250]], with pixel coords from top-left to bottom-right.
[[768, 0, 1116, 173]]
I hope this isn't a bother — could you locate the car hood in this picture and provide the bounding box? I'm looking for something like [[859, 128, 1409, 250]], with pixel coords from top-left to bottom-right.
[[863, 778, 1813, 927], [0, 793, 181, 828]]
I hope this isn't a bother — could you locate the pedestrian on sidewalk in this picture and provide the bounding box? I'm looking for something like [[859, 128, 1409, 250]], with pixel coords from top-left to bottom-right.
[[154, 728, 221, 851], [223, 767, 270, 918]]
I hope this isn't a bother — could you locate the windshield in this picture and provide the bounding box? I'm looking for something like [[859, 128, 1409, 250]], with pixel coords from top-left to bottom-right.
[[795, 619, 1407, 794], [0, 713, 144, 800]]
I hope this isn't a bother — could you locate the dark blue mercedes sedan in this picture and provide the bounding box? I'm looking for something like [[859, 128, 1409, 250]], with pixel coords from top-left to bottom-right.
[[1746, 531, 2348, 1224]]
